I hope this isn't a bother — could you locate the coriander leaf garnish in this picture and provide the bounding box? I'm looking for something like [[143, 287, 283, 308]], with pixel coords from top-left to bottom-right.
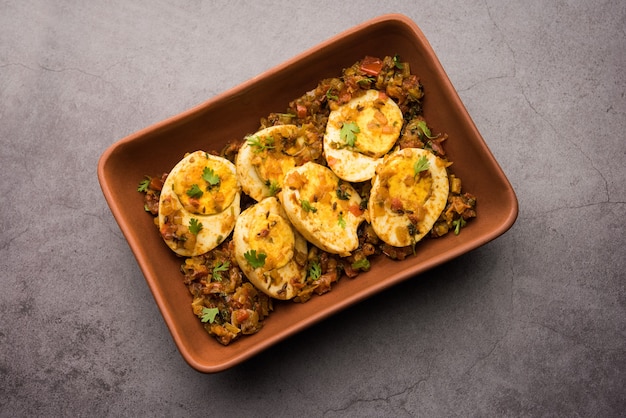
[[307, 261, 322, 281], [212, 261, 230, 281], [416, 120, 438, 139], [308, 261, 322, 281], [137, 177, 150, 193], [300, 199, 317, 213], [326, 88, 339, 101], [336, 184, 351, 200], [244, 249, 267, 268], [247, 135, 275, 153], [186, 184, 204, 198], [189, 218, 203, 235], [351, 258, 371, 271], [452, 217, 467, 235], [338, 213, 346, 229], [356, 76, 376, 86], [266, 180, 280, 196], [340, 122, 360, 147], [393, 54, 404, 69], [407, 223, 419, 255], [413, 155, 430, 178], [202, 167, 220, 186], [201, 307, 219, 323]]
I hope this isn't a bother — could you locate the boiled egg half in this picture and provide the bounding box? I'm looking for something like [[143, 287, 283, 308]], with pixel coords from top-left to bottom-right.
[[233, 197, 308, 300], [236, 124, 305, 202], [158, 151, 241, 257], [369, 148, 449, 248], [324, 89, 403, 182], [281, 162, 366, 257]]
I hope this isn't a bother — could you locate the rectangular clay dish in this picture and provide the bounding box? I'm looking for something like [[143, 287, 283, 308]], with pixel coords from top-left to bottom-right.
[[97, 14, 518, 373]]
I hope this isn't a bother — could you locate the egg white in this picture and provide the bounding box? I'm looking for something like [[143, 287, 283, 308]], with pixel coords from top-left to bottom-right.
[[280, 162, 366, 257], [369, 148, 449, 248], [232, 197, 308, 300], [324, 89, 403, 182], [158, 151, 241, 257], [236, 124, 302, 202]]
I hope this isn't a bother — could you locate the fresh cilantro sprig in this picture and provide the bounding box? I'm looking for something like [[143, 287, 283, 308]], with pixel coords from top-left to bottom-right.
[[416, 120, 439, 139], [212, 261, 230, 281], [247, 135, 275, 153], [300, 199, 317, 213], [393, 54, 404, 70], [406, 224, 419, 255], [137, 177, 150, 193], [244, 249, 267, 268], [266, 180, 280, 196], [308, 261, 322, 281], [351, 258, 370, 271], [189, 218, 203, 235], [453, 217, 467, 235], [356, 76, 376, 86], [202, 167, 220, 187], [413, 155, 430, 178], [201, 307, 219, 323], [186, 184, 203, 198], [340, 122, 360, 147], [336, 183, 351, 200], [338, 213, 346, 229]]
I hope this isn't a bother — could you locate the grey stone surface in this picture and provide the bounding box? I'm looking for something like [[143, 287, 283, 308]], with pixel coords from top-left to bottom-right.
[[1, 0, 625, 416]]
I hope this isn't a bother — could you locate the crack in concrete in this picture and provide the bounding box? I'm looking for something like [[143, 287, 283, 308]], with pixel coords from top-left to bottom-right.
[[323, 369, 432, 417], [1, 61, 113, 86], [484, 0, 518, 78], [38, 63, 113, 86], [525, 319, 625, 354], [458, 3, 517, 94], [0, 227, 29, 252], [457, 74, 516, 93], [482, 0, 614, 210], [464, 328, 510, 377], [519, 85, 612, 203], [518, 200, 626, 221], [0, 62, 38, 71]]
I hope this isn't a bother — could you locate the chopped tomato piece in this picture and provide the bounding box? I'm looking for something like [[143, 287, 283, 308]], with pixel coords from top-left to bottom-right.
[[149, 176, 164, 191], [390, 197, 404, 212], [285, 170, 307, 189], [430, 139, 445, 156], [296, 103, 307, 119], [234, 309, 250, 323], [360, 56, 383, 76], [348, 204, 364, 217]]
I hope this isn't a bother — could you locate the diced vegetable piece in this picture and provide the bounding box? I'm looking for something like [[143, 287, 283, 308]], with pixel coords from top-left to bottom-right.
[[360, 56, 384, 76]]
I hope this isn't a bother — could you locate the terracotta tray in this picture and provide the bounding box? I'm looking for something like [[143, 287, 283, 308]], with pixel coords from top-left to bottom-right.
[[97, 14, 518, 373]]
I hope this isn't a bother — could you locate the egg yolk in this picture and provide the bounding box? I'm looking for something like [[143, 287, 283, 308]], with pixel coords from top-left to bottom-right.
[[332, 93, 401, 158], [380, 157, 433, 214], [173, 155, 238, 216], [253, 150, 296, 190], [249, 129, 301, 190], [287, 167, 348, 219], [247, 213, 295, 271]]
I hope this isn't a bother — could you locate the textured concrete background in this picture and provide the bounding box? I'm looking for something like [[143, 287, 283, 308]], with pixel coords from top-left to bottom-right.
[[1, 0, 625, 416]]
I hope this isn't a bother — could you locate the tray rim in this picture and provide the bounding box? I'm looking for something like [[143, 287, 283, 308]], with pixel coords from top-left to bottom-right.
[[97, 13, 519, 373]]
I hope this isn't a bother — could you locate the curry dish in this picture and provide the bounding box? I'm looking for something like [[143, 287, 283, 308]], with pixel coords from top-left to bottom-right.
[[138, 55, 477, 345]]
